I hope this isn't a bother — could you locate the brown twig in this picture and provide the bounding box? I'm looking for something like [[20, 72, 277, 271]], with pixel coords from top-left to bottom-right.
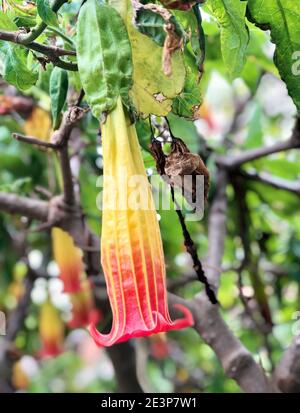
[[217, 118, 300, 169], [12, 133, 60, 149], [170, 187, 218, 304], [274, 333, 300, 392], [231, 174, 274, 368], [239, 170, 300, 196], [0, 192, 49, 221], [0, 30, 77, 71], [0, 266, 36, 392]]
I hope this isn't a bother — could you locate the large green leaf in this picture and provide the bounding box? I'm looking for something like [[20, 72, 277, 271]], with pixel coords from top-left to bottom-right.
[[109, 0, 185, 117], [49, 67, 69, 129], [76, 0, 133, 118], [0, 43, 38, 90], [206, 0, 249, 79], [247, 0, 300, 113], [36, 0, 58, 27], [0, 11, 19, 30]]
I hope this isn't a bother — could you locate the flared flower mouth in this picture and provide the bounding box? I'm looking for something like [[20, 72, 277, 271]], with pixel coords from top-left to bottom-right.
[[90, 304, 193, 347], [89, 97, 194, 347]]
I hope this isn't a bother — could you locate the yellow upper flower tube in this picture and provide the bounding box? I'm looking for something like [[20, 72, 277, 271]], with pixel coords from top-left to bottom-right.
[[89, 97, 194, 347], [51, 227, 100, 327], [39, 301, 64, 358], [52, 227, 84, 293]]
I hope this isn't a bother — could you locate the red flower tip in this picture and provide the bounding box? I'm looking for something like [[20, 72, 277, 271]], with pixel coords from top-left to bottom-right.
[[89, 304, 194, 347]]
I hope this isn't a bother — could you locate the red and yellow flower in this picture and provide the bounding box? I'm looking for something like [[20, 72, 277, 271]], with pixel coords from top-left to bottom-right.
[[52, 227, 84, 293], [68, 280, 101, 329], [39, 301, 64, 358], [89, 97, 194, 347], [52, 228, 100, 328]]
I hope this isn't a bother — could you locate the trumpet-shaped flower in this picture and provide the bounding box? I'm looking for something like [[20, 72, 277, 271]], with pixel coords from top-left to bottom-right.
[[39, 301, 64, 358], [89, 97, 194, 347], [52, 228, 99, 328], [52, 227, 84, 293], [68, 280, 101, 329]]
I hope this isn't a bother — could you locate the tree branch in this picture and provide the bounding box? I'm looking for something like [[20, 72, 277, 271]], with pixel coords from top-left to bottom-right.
[[0, 31, 77, 71], [170, 166, 276, 393], [51, 107, 86, 206], [0, 31, 75, 56], [239, 170, 300, 196], [106, 342, 144, 393], [217, 118, 300, 169], [16, 0, 68, 44], [0, 0, 78, 72], [274, 333, 300, 392], [170, 293, 276, 393], [204, 167, 228, 289], [0, 268, 36, 392], [12, 133, 59, 149], [0, 192, 49, 221]]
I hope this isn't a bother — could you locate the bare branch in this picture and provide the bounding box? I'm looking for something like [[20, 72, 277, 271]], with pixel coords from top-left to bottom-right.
[[59, 145, 76, 205], [0, 268, 36, 392], [204, 167, 228, 290], [106, 342, 144, 393], [51, 106, 86, 147], [0, 30, 77, 71], [274, 333, 300, 393], [12, 133, 59, 149], [170, 294, 276, 393], [170, 187, 217, 304], [231, 174, 274, 366], [50, 106, 86, 205], [0, 192, 49, 221], [169, 166, 276, 393], [240, 170, 300, 196], [218, 139, 299, 169], [217, 118, 300, 169], [168, 273, 198, 291]]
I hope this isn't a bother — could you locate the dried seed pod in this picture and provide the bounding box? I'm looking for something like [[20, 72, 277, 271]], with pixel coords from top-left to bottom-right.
[[151, 137, 210, 209], [165, 138, 210, 205]]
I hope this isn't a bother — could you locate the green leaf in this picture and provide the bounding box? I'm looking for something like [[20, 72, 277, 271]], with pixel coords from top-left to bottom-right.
[[0, 11, 19, 30], [76, 0, 133, 118], [244, 103, 263, 149], [109, 0, 185, 117], [247, 0, 300, 113], [172, 50, 202, 119], [135, 9, 166, 46], [0, 177, 32, 194], [49, 67, 69, 129], [128, 26, 186, 117], [14, 16, 37, 28], [134, 8, 185, 47], [0, 44, 38, 90], [206, 0, 249, 79], [36, 0, 58, 27]]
